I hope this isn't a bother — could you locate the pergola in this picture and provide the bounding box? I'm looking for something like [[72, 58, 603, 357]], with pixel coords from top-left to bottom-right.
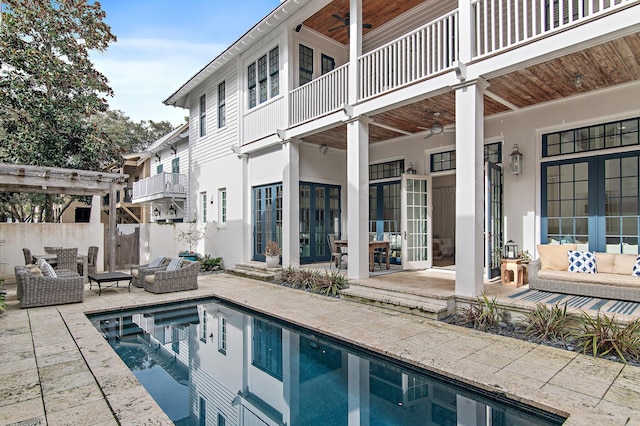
[[0, 163, 128, 271]]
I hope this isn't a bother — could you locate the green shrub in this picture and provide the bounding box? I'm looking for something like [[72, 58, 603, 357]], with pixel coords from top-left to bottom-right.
[[199, 255, 223, 272], [460, 293, 507, 331], [525, 302, 577, 341], [572, 311, 640, 364], [313, 270, 348, 297]]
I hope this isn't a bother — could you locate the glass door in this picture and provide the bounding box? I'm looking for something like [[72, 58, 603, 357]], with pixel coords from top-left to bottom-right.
[[300, 183, 341, 263], [253, 183, 282, 261], [485, 162, 503, 279], [401, 174, 432, 269]]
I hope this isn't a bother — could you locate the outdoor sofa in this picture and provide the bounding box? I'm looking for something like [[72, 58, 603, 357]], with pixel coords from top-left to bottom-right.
[[143, 259, 199, 294], [528, 243, 640, 302], [15, 264, 84, 308]]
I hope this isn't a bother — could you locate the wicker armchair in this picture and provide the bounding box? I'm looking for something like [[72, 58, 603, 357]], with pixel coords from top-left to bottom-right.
[[15, 265, 84, 308], [143, 260, 199, 294], [130, 256, 170, 288]]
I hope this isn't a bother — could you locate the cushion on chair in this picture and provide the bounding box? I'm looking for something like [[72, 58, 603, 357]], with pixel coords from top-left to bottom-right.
[[165, 257, 183, 272], [25, 264, 43, 276], [632, 255, 640, 277], [537, 244, 577, 271], [567, 250, 597, 273], [148, 256, 165, 268], [36, 258, 57, 278], [595, 253, 616, 274], [614, 253, 638, 275]]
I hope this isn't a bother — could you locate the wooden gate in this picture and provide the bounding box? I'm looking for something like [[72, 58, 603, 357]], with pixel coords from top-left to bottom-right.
[[104, 225, 139, 270]]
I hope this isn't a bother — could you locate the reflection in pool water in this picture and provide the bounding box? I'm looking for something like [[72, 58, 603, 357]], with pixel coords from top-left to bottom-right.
[[89, 299, 565, 426]]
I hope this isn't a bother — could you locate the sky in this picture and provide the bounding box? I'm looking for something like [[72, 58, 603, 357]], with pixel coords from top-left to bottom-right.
[[92, 0, 282, 126]]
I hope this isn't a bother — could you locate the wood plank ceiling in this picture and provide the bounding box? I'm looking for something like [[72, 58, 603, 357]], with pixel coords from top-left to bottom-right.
[[302, 31, 640, 149]]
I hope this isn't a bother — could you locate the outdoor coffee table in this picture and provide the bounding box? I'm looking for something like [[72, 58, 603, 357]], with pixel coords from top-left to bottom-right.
[[88, 272, 132, 296]]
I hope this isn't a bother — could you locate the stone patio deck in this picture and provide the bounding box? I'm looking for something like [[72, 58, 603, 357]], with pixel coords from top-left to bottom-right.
[[1, 271, 639, 425]]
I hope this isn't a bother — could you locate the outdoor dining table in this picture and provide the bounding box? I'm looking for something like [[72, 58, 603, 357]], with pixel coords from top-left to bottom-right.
[[334, 240, 390, 272], [32, 253, 88, 283]]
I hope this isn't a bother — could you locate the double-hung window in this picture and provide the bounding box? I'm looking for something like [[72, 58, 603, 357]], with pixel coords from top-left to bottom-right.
[[217, 81, 225, 128], [247, 46, 279, 109], [219, 188, 227, 223], [299, 44, 313, 86], [199, 94, 206, 137]]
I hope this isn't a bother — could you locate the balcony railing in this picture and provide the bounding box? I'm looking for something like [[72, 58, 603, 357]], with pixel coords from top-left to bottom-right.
[[471, 0, 634, 58], [289, 63, 349, 126], [359, 11, 459, 100], [132, 173, 187, 203]]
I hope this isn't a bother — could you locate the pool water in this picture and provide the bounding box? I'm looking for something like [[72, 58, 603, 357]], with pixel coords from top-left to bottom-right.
[[89, 299, 565, 426]]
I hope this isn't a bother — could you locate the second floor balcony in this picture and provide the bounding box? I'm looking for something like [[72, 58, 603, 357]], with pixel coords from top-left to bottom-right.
[[243, 0, 637, 144], [132, 173, 187, 204]]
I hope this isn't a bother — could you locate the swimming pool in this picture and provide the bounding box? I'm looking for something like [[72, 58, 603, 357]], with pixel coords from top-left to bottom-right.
[[89, 298, 565, 426]]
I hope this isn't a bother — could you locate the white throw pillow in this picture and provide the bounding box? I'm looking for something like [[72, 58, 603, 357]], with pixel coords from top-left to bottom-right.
[[148, 256, 165, 268], [567, 250, 596, 273], [632, 255, 640, 277], [165, 257, 183, 272], [36, 258, 57, 278]]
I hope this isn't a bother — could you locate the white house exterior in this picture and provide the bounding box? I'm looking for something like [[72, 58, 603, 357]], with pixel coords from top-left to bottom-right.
[[164, 0, 640, 297]]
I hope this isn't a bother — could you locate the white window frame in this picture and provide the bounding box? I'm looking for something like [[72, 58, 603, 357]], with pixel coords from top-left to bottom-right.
[[218, 188, 227, 224]]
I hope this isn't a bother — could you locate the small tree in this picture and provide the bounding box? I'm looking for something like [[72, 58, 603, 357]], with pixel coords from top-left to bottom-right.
[[177, 218, 204, 253]]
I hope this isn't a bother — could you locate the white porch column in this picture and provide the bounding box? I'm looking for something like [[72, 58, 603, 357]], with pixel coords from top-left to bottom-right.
[[454, 78, 487, 297], [282, 140, 300, 267], [348, 0, 362, 105], [347, 118, 369, 279]]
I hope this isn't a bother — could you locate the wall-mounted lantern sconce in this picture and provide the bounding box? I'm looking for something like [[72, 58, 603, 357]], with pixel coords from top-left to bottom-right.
[[171, 145, 177, 156], [319, 144, 328, 155], [294, 23, 303, 32], [509, 144, 523, 175], [406, 162, 417, 174], [155, 153, 161, 162], [168, 205, 176, 216], [153, 207, 160, 217]]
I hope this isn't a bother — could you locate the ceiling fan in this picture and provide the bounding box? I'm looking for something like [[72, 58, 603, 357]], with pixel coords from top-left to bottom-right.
[[328, 13, 373, 32], [418, 112, 453, 139]]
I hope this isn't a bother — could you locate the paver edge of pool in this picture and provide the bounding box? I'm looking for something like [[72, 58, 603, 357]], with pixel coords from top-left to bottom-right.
[[87, 296, 568, 425]]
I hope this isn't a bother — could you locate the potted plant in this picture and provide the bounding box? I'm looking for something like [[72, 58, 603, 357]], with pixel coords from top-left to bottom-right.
[[177, 218, 205, 261], [264, 241, 281, 268]]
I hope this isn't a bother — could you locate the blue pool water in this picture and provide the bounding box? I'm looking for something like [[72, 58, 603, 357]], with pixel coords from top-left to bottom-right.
[[89, 298, 565, 426]]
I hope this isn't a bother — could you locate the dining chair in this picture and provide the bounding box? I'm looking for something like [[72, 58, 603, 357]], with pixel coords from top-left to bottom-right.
[[44, 246, 62, 254], [52, 248, 78, 272], [23, 248, 34, 265], [327, 234, 347, 270], [78, 246, 99, 275]]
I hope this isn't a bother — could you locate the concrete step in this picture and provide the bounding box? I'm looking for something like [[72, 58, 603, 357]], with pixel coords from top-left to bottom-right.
[[226, 267, 277, 282], [340, 287, 450, 319], [234, 262, 281, 274]]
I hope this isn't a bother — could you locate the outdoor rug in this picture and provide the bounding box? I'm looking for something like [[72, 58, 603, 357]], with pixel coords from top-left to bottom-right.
[[509, 289, 640, 315]]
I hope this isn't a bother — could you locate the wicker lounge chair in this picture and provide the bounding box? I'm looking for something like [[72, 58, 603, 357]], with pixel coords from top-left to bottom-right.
[[143, 259, 199, 294], [15, 265, 84, 308], [130, 256, 170, 288]]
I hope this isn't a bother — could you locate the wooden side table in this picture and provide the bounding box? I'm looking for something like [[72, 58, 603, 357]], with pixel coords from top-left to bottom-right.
[[500, 258, 526, 288]]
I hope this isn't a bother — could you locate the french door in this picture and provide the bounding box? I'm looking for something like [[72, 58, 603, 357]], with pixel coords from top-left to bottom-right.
[[401, 174, 432, 269], [253, 183, 282, 261], [299, 183, 341, 263], [485, 162, 503, 279]]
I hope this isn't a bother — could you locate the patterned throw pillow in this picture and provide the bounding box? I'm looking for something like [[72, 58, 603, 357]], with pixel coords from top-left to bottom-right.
[[632, 255, 640, 277], [148, 256, 165, 268], [567, 250, 597, 273], [36, 258, 57, 278], [165, 257, 183, 272]]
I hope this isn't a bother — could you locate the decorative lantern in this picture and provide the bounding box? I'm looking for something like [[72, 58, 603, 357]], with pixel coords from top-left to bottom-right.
[[509, 144, 523, 175], [504, 240, 518, 259], [406, 162, 417, 174]]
